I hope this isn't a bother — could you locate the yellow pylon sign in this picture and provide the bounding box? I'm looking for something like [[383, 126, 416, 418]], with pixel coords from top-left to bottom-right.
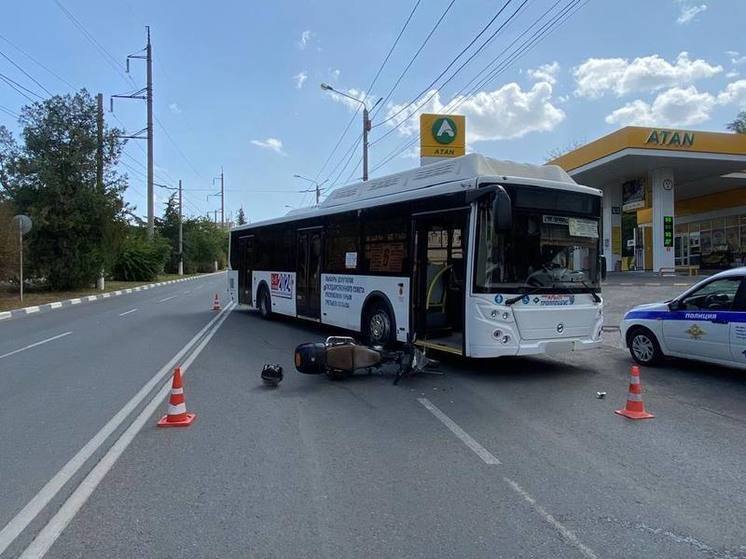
[[420, 114, 466, 157]]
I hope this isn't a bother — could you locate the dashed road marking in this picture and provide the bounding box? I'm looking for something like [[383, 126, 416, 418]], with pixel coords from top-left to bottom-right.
[[118, 309, 137, 317], [158, 295, 177, 303], [417, 398, 501, 464], [503, 476, 600, 559], [0, 332, 72, 361]]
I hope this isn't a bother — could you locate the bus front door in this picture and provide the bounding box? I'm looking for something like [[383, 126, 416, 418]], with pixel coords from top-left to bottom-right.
[[412, 210, 468, 355], [296, 228, 322, 319]]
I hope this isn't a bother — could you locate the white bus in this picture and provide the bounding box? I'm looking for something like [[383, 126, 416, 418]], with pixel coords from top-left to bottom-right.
[[228, 153, 603, 357]]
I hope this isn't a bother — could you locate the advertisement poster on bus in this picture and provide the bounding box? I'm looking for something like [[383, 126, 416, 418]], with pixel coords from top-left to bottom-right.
[[270, 272, 293, 299]]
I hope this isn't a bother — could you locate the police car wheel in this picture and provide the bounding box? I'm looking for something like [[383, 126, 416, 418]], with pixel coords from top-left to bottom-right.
[[628, 327, 663, 366]]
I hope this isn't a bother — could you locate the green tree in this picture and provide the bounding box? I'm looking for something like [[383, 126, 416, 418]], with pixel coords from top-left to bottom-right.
[[727, 111, 746, 134], [236, 206, 246, 225], [155, 192, 180, 273], [0, 90, 128, 289], [183, 218, 228, 273]]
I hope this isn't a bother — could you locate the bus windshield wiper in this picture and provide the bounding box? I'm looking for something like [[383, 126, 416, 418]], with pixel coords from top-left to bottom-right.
[[505, 287, 543, 306], [580, 280, 601, 303]]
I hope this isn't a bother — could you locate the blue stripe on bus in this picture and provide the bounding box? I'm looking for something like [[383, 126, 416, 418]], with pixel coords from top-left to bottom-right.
[[624, 310, 746, 322]]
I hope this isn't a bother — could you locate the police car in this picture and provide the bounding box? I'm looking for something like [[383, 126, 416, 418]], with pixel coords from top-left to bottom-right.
[[621, 267, 746, 369]]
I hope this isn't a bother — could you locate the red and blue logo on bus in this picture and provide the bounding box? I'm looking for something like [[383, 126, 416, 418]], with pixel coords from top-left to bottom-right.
[[270, 272, 293, 299]]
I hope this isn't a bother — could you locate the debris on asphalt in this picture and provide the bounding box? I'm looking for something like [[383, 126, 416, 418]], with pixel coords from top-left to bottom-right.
[[596, 391, 607, 399], [261, 363, 283, 387]]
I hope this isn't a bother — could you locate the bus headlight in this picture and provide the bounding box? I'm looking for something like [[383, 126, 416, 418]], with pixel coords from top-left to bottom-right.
[[492, 329, 503, 339], [502, 311, 510, 320], [502, 335, 511, 344]]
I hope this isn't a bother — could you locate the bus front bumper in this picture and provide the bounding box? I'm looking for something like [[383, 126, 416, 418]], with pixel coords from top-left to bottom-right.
[[469, 337, 602, 358]]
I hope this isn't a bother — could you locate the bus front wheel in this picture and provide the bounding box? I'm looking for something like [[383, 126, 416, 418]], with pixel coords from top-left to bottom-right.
[[362, 300, 395, 347], [258, 287, 272, 319]]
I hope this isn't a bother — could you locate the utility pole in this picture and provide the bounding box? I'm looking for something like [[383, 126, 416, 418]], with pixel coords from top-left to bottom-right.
[[213, 168, 224, 228], [96, 93, 104, 191], [362, 107, 370, 182], [293, 174, 328, 206], [145, 26, 154, 239], [111, 27, 153, 238], [178, 179, 183, 276], [320, 84, 381, 182]]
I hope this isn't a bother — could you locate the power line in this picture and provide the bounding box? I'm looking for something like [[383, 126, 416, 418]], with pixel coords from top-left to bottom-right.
[[371, 0, 530, 147], [369, 0, 589, 174], [0, 104, 20, 118], [0, 48, 53, 96], [371, 0, 457, 120], [0, 71, 42, 103], [0, 33, 76, 89], [374, 0, 516, 129], [53, 0, 135, 87], [153, 115, 204, 181], [317, 0, 422, 183]]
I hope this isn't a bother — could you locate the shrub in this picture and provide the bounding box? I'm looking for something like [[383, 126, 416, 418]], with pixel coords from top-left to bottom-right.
[[112, 234, 170, 282]]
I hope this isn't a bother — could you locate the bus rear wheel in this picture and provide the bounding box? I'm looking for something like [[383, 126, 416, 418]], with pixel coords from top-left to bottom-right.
[[362, 300, 395, 347], [258, 286, 272, 319]]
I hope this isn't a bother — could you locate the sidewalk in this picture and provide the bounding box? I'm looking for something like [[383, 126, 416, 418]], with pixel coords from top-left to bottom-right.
[[602, 270, 708, 287]]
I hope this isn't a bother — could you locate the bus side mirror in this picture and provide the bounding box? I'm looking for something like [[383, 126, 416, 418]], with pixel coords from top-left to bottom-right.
[[493, 189, 512, 232]]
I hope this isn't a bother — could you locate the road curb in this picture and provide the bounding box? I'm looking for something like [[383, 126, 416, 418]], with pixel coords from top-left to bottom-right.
[[0, 272, 225, 322]]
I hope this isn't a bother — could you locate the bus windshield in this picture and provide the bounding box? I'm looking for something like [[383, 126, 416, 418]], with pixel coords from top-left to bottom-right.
[[475, 189, 601, 293]]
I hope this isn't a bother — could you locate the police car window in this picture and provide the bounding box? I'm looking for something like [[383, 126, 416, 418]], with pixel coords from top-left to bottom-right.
[[680, 277, 742, 311]]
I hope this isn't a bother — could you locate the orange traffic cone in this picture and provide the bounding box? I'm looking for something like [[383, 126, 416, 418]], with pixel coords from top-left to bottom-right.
[[615, 365, 654, 420], [157, 367, 196, 427], [212, 293, 221, 311]]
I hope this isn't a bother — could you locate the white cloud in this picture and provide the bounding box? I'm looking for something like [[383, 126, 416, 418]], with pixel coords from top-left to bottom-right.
[[297, 30, 314, 50], [726, 71, 740, 79], [168, 103, 181, 114], [726, 50, 746, 66], [292, 71, 308, 89], [574, 52, 722, 98], [251, 138, 286, 155], [605, 86, 716, 127], [329, 68, 341, 80], [385, 81, 565, 142], [675, 1, 707, 24], [528, 62, 560, 85], [717, 79, 746, 107]]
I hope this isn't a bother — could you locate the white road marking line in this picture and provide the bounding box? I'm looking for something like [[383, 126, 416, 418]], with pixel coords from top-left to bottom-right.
[[417, 398, 501, 465], [118, 308, 137, 317], [503, 477, 599, 559], [25, 307, 40, 314], [18, 303, 234, 559], [183, 290, 191, 294], [49, 302, 62, 309], [0, 332, 72, 360], [0, 303, 234, 556], [69, 298, 81, 305], [158, 295, 177, 303]]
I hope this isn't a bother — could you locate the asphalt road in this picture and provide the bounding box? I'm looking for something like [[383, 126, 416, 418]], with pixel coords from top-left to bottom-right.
[[5, 290, 741, 559], [0, 273, 230, 558]]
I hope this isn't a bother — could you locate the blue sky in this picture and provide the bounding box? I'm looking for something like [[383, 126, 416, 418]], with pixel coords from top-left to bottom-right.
[[1, 0, 745, 222]]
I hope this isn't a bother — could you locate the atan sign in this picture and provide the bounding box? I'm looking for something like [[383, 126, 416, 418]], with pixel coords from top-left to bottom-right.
[[645, 129, 695, 147]]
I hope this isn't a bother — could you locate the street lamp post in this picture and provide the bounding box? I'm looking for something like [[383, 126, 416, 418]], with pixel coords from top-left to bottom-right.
[[320, 83, 381, 182], [293, 174, 328, 206]]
